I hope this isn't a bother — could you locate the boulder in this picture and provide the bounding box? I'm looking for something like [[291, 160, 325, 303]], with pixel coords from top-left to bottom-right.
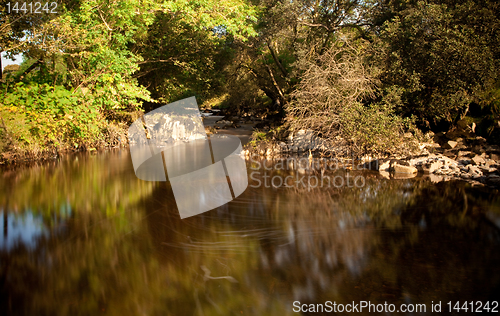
[[421, 161, 442, 174], [471, 155, 486, 166], [458, 151, 473, 157], [480, 166, 498, 173], [379, 160, 391, 171], [467, 165, 482, 176], [443, 140, 458, 149], [393, 163, 418, 174], [364, 159, 390, 171]]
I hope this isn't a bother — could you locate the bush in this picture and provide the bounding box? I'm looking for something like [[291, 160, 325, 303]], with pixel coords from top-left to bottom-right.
[[0, 82, 110, 158], [286, 35, 415, 156]]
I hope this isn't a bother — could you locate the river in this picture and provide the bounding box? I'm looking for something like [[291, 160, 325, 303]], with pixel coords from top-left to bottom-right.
[[1, 148, 500, 315]]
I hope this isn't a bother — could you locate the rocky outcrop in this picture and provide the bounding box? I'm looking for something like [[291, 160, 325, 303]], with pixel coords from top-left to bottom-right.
[[393, 163, 418, 174], [242, 122, 500, 187], [365, 153, 499, 186]]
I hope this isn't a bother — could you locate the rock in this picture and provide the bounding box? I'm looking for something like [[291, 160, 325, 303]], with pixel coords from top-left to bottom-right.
[[491, 153, 500, 162], [421, 161, 442, 174], [467, 165, 482, 176], [471, 155, 486, 166], [458, 159, 472, 166], [364, 159, 391, 171], [443, 140, 458, 149], [458, 150, 473, 157], [393, 163, 418, 174], [392, 159, 410, 166], [473, 136, 488, 144]]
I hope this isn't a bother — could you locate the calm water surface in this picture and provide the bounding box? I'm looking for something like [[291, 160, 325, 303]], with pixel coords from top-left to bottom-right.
[[1, 149, 500, 315]]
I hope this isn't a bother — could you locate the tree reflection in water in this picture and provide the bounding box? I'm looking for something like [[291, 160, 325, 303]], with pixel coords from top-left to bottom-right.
[[0, 151, 499, 315]]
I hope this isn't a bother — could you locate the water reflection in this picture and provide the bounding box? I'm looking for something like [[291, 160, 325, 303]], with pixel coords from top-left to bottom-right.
[[0, 210, 51, 251], [0, 151, 499, 315]]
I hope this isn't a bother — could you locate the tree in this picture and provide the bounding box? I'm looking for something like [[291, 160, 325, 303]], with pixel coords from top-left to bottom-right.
[[221, 0, 374, 115], [372, 0, 500, 128]]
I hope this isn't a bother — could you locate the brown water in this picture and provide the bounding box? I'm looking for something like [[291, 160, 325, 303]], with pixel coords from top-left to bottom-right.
[[1, 149, 500, 315]]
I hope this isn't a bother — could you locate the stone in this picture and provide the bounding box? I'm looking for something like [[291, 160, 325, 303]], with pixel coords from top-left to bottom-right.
[[421, 161, 442, 174], [458, 159, 472, 166], [379, 160, 391, 171], [443, 140, 458, 149], [458, 151, 473, 157], [363, 159, 389, 171], [393, 163, 418, 174], [471, 155, 486, 166], [467, 165, 482, 175]]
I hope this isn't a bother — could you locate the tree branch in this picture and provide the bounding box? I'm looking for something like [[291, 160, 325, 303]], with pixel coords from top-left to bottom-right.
[[267, 42, 288, 78]]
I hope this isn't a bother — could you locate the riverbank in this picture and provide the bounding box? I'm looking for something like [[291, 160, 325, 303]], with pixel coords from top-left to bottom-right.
[[210, 114, 500, 188], [0, 118, 130, 165], [4, 109, 500, 190]]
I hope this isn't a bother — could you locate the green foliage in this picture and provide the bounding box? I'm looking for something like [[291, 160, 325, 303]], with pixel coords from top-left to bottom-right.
[[373, 0, 500, 126], [0, 82, 106, 153], [248, 130, 268, 147], [340, 99, 416, 155]]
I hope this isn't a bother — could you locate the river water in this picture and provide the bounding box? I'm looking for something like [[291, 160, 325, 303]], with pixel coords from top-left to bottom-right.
[[1, 149, 500, 315]]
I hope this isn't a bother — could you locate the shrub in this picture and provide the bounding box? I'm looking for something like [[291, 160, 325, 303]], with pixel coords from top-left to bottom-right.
[[0, 82, 106, 155], [286, 35, 415, 156]]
